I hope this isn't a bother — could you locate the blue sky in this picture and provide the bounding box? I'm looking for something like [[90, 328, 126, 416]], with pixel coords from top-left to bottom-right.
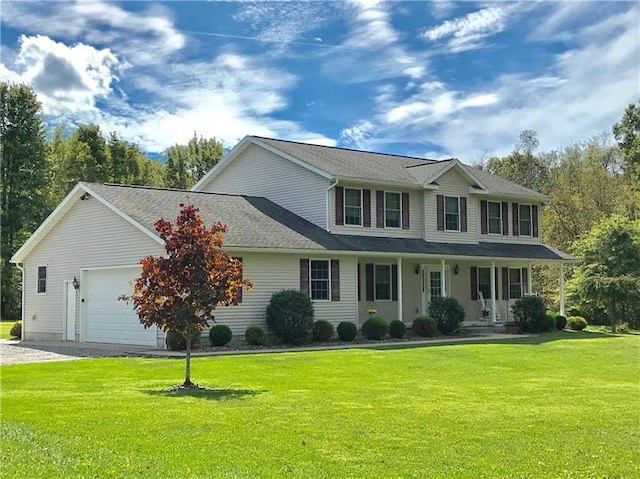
[[1, 1, 638, 161]]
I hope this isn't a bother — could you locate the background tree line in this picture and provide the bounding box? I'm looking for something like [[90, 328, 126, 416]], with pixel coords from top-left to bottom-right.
[[1, 82, 224, 318]]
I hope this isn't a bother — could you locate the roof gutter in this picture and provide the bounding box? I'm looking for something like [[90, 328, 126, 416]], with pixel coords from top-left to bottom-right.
[[326, 178, 339, 232]]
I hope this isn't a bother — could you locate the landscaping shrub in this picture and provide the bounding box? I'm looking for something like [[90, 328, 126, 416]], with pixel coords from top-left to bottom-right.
[[412, 316, 438, 337], [166, 330, 201, 351], [512, 296, 550, 333], [361, 316, 389, 340], [245, 325, 267, 345], [548, 312, 568, 330], [9, 321, 22, 338], [567, 316, 588, 331], [209, 324, 233, 346], [389, 320, 407, 339], [428, 297, 465, 335], [312, 320, 335, 341], [266, 290, 314, 345], [337, 321, 358, 342]]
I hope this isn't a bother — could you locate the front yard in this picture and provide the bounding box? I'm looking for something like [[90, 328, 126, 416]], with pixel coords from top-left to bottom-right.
[[1, 331, 638, 478]]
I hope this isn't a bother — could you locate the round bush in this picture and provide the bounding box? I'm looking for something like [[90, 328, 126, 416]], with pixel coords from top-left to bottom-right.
[[512, 296, 550, 333], [209, 324, 233, 346], [166, 329, 201, 351], [9, 321, 22, 339], [412, 316, 438, 337], [266, 290, 314, 345], [549, 312, 568, 330], [389, 320, 407, 339], [567, 316, 588, 331], [337, 321, 358, 342], [428, 297, 465, 335], [312, 320, 335, 341], [245, 325, 267, 345], [361, 316, 389, 340]]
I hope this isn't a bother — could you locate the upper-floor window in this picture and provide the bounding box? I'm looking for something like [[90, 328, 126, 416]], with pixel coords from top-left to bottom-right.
[[344, 188, 362, 226], [37, 265, 47, 294], [310, 260, 330, 301], [374, 264, 391, 301], [508, 268, 523, 299], [384, 192, 401, 228], [488, 201, 502, 235], [445, 196, 460, 231], [519, 204, 532, 236]]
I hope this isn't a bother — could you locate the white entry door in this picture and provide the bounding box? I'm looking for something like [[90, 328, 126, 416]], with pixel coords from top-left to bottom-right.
[[65, 281, 77, 341], [421, 265, 451, 315]]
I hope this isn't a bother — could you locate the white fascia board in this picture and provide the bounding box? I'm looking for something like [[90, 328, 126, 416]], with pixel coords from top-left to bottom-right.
[[191, 136, 253, 191], [419, 160, 489, 192], [250, 138, 333, 180]]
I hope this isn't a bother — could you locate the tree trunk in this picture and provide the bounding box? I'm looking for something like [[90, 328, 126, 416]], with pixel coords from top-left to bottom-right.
[[610, 300, 617, 333], [184, 336, 192, 387]]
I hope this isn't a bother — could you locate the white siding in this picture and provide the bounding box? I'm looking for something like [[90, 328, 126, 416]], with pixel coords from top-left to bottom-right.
[[22, 198, 164, 342], [200, 144, 329, 229], [476, 199, 543, 245], [330, 183, 423, 238]]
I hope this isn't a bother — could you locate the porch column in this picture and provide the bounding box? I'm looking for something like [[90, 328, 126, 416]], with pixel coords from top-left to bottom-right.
[[490, 261, 497, 322], [397, 257, 403, 322], [527, 262, 533, 295], [559, 264, 565, 316], [355, 259, 360, 326], [441, 259, 447, 297]]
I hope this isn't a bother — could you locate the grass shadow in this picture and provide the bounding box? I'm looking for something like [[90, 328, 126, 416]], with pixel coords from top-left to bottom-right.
[[143, 386, 266, 401]]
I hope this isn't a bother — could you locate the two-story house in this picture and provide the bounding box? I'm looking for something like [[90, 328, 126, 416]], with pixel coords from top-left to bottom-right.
[[11, 136, 573, 347]]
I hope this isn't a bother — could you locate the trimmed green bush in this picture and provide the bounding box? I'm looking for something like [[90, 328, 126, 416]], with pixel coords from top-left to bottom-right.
[[312, 320, 335, 341], [9, 321, 22, 339], [567, 316, 588, 331], [548, 312, 568, 330], [428, 297, 465, 335], [337, 322, 358, 342], [512, 296, 550, 333], [266, 290, 314, 345], [245, 325, 267, 346], [389, 320, 407, 339], [209, 324, 233, 346], [412, 316, 438, 337], [361, 316, 389, 340], [166, 329, 201, 351]]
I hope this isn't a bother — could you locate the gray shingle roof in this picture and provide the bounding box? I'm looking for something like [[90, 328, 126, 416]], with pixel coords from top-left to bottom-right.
[[85, 182, 572, 261]]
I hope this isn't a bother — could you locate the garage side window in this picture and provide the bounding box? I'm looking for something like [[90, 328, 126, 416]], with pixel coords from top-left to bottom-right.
[[37, 265, 47, 294]]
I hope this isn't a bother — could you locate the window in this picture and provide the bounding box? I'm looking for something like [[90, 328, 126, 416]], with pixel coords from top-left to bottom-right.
[[37, 266, 47, 294], [374, 264, 391, 301], [478, 267, 492, 299], [488, 201, 502, 235], [344, 188, 362, 226], [445, 196, 460, 231], [384, 192, 401, 228], [508, 268, 522, 299], [519, 204, 532, 236], [310, 260, 330, 301], [429, 271, 442, 298]]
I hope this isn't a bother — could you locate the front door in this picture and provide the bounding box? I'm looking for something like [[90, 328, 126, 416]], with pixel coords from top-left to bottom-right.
[[421, 265, 450, 315], [65, 281, 77, 341]]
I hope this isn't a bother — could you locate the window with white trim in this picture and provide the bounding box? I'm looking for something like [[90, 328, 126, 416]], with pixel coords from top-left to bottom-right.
[[445, 196, 460, 231], [509, 268, 523, 299], [488, 201, 502, 235], [37, 265, 47, 294], [344, 188, 362, 226], [310, 260, 330, 301], [519, 204, 532, 236], [478, 267, 492, 299], [384, 192, 401, 228], [374, 264, 391, 301]]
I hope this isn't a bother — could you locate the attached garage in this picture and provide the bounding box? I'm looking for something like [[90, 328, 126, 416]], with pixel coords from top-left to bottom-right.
[[82, 266, 157, 347]]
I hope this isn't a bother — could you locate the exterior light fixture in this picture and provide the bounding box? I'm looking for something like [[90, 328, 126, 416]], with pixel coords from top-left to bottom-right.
[[72, 276, 80, 290]]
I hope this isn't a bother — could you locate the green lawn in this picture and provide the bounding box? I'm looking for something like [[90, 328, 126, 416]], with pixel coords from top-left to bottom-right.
[[0, 320, 18, 339], [1, 331, 638, 478]]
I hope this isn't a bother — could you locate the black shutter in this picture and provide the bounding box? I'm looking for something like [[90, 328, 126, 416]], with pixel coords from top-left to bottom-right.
[[232, 257, 243, 303], [365, 263, 374, 301], [391, 264, 398, 302], [376, 190, 384, 228], [363, 189, 371, 227], [522, 267, 529, 295], [357, 263, 361, 302], [532, 204, 539, 237], [460, 197, 467, 232], [300, 259, 310, 296], [502, 202, 509, 236], [437, 195, 444, 231], [335, 187, 344, 226], [512, 203, 519, 236], [480, 200, 488, 235], [402, 193, 410, 229], [494, 267, 499, 300], [470, 266, 478, 300], [502, 267, 509, 300], [331, 260, 340, 301]]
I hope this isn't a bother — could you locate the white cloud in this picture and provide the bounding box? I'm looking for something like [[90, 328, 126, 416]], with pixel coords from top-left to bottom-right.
[[340, 120, 377, 148]]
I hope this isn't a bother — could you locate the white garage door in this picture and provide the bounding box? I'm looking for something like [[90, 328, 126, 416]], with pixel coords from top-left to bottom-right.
[[84, 267, 157, 347]]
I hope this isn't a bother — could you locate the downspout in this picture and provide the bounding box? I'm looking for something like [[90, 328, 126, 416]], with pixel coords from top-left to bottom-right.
[[16, 263, 25, 339], [326, 178, 339, 232]]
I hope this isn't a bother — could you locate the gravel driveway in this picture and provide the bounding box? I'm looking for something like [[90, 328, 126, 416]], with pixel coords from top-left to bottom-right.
[[0, 340, 149, 365]]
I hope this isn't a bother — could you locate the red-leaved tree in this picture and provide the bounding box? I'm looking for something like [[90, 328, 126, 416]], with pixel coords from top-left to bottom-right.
[[120, 203, 251, 388]]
